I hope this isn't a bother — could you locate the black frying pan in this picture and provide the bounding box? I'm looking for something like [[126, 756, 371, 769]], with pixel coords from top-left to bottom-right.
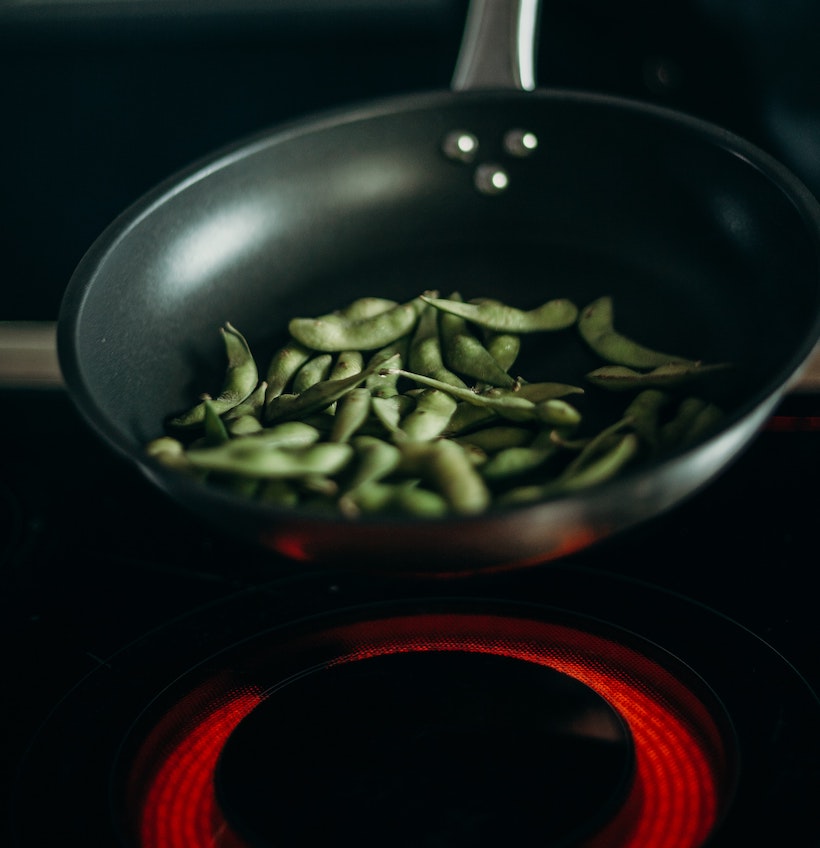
[[57, 0, 820, 574]]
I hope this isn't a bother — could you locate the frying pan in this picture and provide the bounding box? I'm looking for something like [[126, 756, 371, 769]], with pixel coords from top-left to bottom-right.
[[57, 0, 820, 575]]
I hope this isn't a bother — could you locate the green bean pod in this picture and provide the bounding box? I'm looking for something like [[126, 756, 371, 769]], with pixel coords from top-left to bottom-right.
[[398, 439, 491, 516], [622, 389, 670, 449], [386, 368, 537, 422], [534, 398, 583, 427], [288, 295, 427, 352], [397, 388, 458, 442], [561, 417, 633, 478], [578, 296, 697, 369], [483, 330, 522, 373], [370, 394, 415, 436], [264, 339, 313, 402], [339, 480, 449, 518], [223, 380, 267, 422], [659, 397, 709, 447], [558, 432, 641, 491], [479, 442, 559, 481], [454, 425, 535, 452], [265, 366, 376, 424], [422, 294, 579, 333], [292, 353, 334, 394], [328, 387, 372, 443], [202, 398, 231, 446], [227, 414, 264, 436], [407, 301, 470, 389], [328, 350, 365, 382], [169, 323, 259, 428], [256, 478, 301, 507], [185, 441, 354, 479], [438, 294, 517, 388], [342, 435, 403, 493], [444, 401, 498, 435], [365, 350, 404, 399], [146, 435, 192, 472], [586, 362, 730, 391], [680, 402, 724, 445], [252, 420, 323, 448], [337, 296, 400, 321]]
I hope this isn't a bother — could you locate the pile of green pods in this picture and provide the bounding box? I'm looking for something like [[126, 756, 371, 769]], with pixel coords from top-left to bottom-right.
[[147, 291, 729, 518]]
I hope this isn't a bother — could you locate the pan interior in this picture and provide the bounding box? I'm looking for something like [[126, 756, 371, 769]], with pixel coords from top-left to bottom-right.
[[62, 91, 820, 461]]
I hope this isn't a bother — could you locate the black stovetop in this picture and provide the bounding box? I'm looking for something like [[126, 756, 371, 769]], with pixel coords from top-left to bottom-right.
[[3, 386, 818, 767]]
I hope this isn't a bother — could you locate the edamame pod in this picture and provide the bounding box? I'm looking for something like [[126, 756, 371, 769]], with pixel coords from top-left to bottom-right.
[[264, 339, 313, 403], [227, 414, 264, 436], [455, 425, 535, 452], [397, 388, 458, 442], [146, 435, 192, 472], [223, 380, 267, 421], [385, 368, 537, 422], [480, 442, 559, 481], [203, 399, 230, 446], [558, 432, 640, 491], [397, 439, 491, 515], [483, 330, 521, 373], [342, 435, 403, 494], [622, 389, 669, 449], [337, 297, 400, 321], [407, 302, 469, 389], [329, 387, 372, 443], [680, 402, 724, 445], [578, 296, 696, 369], [371, 393, 415, 436], [659, 397, 708, 447], [292, 353, 333, 394], [586, 361, 730, 391], [185, 441, 354, 479], [438, 293, 517, 388], [288, 296, 427, 352], [534, 398, 583, 427], [265, 365, 376, 424], [339, 480, 449, 518], [253, 420, 323, 448], [328, 350, 365, 382], [169, 323, 259, 428], [256, 478, 300, 507], [422, 294, 579, 333]]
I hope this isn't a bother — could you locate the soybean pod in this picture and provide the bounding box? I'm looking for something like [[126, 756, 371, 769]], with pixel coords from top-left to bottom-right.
[[288, 295, 427, 352], [437, 292, 518, 388], [170, 322, 259, 429], [421, 294, 579, 333], [578, 296, 697, 369]]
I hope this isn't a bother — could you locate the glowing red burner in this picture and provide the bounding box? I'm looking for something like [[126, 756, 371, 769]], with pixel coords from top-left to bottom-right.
[[131, 613, 730, 848], [136, 688, 262, 848]]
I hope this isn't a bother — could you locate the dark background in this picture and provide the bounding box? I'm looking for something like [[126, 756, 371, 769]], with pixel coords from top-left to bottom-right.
[[2, 0, 820, 322]]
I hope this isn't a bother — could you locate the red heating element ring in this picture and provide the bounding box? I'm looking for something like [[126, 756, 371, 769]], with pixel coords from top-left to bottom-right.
[[132, 613, 731, 848]]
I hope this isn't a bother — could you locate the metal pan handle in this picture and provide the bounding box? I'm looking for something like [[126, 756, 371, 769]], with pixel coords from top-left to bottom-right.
[[451, 0, 541, 92]]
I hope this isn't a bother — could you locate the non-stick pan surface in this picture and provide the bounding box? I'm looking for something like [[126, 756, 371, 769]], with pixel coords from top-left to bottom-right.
[[57, 2, 820, 573]]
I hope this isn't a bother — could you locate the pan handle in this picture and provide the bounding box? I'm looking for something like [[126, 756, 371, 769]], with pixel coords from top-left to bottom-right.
[[451, 0, 541, 92]]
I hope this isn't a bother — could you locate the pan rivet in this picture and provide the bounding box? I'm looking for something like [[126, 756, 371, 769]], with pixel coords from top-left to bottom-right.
[[442, 130, 479, 163], [474, 163, 509, 195], [503, 128, 539, 157]]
